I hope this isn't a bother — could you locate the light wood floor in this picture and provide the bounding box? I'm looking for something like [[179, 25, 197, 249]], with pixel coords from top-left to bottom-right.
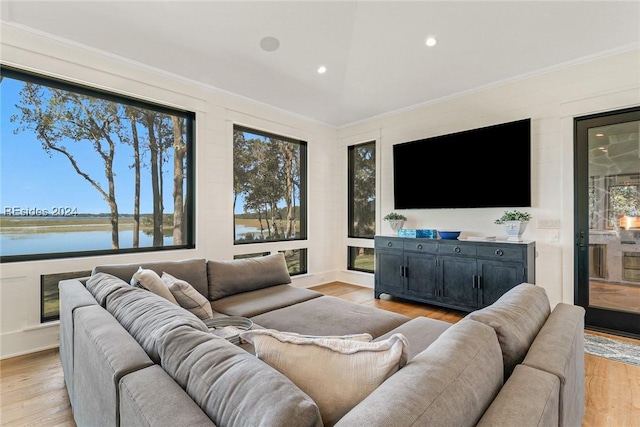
[[590, 279, 640, 314], [1, 282, 639, 426]]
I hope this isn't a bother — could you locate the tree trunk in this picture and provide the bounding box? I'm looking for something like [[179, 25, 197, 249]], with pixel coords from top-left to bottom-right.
[[171, 117, 185, 244], [145, 113, 163, 246], [129, 112, 141, 248]]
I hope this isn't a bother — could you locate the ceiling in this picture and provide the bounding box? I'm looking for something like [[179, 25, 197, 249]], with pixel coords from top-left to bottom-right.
[[2, 1, 639, 127]]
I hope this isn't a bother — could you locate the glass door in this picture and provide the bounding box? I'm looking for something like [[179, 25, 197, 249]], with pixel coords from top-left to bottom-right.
[[575, 106, 640, 338]]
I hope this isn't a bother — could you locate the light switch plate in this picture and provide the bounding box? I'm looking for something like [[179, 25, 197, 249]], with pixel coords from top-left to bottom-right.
[[538, 219, 561, 229]]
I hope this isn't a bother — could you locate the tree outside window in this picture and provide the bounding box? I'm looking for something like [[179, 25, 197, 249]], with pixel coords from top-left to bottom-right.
[[348, 141, 376, 238], [233, 125, 307, 244]]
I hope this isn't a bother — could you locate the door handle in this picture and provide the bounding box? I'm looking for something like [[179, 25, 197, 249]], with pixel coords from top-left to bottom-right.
[[578, 230, 588, 250]]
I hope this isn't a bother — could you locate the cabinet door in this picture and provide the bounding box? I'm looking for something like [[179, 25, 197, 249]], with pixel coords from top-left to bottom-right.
[[478, 259, 526, 307], [404, 252, 437, 299], [438, 256, 478, 309], [375, 249, 404, 297]]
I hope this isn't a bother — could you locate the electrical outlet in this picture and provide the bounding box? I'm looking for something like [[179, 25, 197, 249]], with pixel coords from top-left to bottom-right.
[[549, 230, 560, 242], [538, 219, 561, 229]]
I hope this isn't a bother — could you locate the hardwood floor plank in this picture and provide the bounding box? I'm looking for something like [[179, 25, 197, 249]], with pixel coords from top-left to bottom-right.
[[0, 282, 637, 426]]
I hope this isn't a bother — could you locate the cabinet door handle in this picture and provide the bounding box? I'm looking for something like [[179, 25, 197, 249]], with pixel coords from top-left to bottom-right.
[[400, 266, 404, 277], [495, 249, 503, 256], [473, 275, 482, 289], [388, 242, 393, 247], [417, 244, 423, 250], [454, 246, 461, 253]]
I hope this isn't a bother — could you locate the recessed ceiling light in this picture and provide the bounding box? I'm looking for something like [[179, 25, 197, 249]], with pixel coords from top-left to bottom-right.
[[317, 65, 327, 74], [425, 37, 437, 47], [260, 36, 280, 52]]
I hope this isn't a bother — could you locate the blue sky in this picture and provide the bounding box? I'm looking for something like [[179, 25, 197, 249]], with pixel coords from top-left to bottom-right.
[[1, 77, 178, 215]]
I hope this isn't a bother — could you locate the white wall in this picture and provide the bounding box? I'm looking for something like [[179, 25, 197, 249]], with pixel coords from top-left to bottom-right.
[[0, 25, 339, 359], [2, 23, 639, 359], [338, 48, 640, 309]]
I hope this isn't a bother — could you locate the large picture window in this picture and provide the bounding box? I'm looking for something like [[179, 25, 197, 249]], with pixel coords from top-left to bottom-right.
[[0, 67, 195, 262], [348, 141, 376, 238], [233, 125, 307, 244]]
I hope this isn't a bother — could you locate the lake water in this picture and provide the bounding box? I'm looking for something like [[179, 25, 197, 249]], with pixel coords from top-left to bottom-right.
[[1, 224, 266, 255], [1, 230, 174, 256]]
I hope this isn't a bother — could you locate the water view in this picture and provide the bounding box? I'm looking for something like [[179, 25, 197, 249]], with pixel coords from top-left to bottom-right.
[[0, 216, 176, 257]]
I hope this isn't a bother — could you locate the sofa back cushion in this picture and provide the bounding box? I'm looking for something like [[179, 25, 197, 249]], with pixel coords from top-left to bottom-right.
[[105, 287, 208, 363], [159, 325, 323, 427], [86, 272, 133, 306], [207, 253, 291, 301], [334, 319, 503, 427], [92, 258, 208, 297], [466, 283, 551, 378]]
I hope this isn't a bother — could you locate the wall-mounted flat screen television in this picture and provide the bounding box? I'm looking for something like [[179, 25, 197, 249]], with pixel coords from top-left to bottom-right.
[[393, 118, 531, 209]]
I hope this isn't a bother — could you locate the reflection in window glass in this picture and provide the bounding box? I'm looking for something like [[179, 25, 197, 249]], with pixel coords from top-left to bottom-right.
[[348, 246, 374, 273], [0, 67, 195, 262], [233, 125, 307, 244]]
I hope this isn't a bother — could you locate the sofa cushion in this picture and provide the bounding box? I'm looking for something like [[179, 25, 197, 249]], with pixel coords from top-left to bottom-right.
[[522, 303, 585, 427], [106, 287, 208, 363], [240, 329, 409, 426], [476, 364, 560, 427], [207, 253, 291, 301], [465, 282, 550, 378], [374, 316, 452, 360], [86, 272, 132, 306], [119, 365, 216, 427], [334, 319, 503, 427], [210, 284, 322, 317], [92, 258, 209, 298], [251, 295, 410, 339], [131, 267, 179, 305], [163, 272, 214, 320], [159, 325, 323, 427]]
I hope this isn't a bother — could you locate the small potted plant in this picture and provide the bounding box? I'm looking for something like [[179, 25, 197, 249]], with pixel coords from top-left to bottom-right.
[[383, 212, 407, 234], [495, 210, 532, 241]]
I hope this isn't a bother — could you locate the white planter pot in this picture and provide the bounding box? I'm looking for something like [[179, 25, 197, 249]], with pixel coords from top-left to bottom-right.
[[503, 221, 528, 242], [387, 220, 405, 234]]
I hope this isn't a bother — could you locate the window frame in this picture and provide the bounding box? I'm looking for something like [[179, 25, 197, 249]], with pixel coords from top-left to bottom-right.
[[0, 66, 196, 263]]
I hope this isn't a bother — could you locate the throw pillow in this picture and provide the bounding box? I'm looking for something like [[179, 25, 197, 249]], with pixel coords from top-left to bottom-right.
[[130, 267, 178, 305], [162, 272, 214, 320], [239, 329, 409, 426]]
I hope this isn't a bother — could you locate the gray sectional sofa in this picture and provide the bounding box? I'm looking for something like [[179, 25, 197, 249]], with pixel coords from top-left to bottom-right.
[[59, 253, 585, 427]]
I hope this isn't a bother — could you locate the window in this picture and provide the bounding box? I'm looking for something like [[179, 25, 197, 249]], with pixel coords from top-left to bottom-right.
[[0, 67, 195, 262], [278, 249, 307, 276], [347, 246, 374, 273], [589, 174, 640, 229], [233, 125, 307, 244], [41, 270, 92, 322], [348, 141, 375, 238]]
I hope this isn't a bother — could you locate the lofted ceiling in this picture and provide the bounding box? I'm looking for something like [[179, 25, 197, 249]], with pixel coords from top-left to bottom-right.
[[1, 1, 639, 127]]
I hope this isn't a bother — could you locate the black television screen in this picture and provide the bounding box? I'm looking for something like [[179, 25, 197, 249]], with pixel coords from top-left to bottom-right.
[[393, 118, 531, 209]]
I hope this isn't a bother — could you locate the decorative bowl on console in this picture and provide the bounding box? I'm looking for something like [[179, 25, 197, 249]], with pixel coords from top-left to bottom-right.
[[439, 231, 461, 240]]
